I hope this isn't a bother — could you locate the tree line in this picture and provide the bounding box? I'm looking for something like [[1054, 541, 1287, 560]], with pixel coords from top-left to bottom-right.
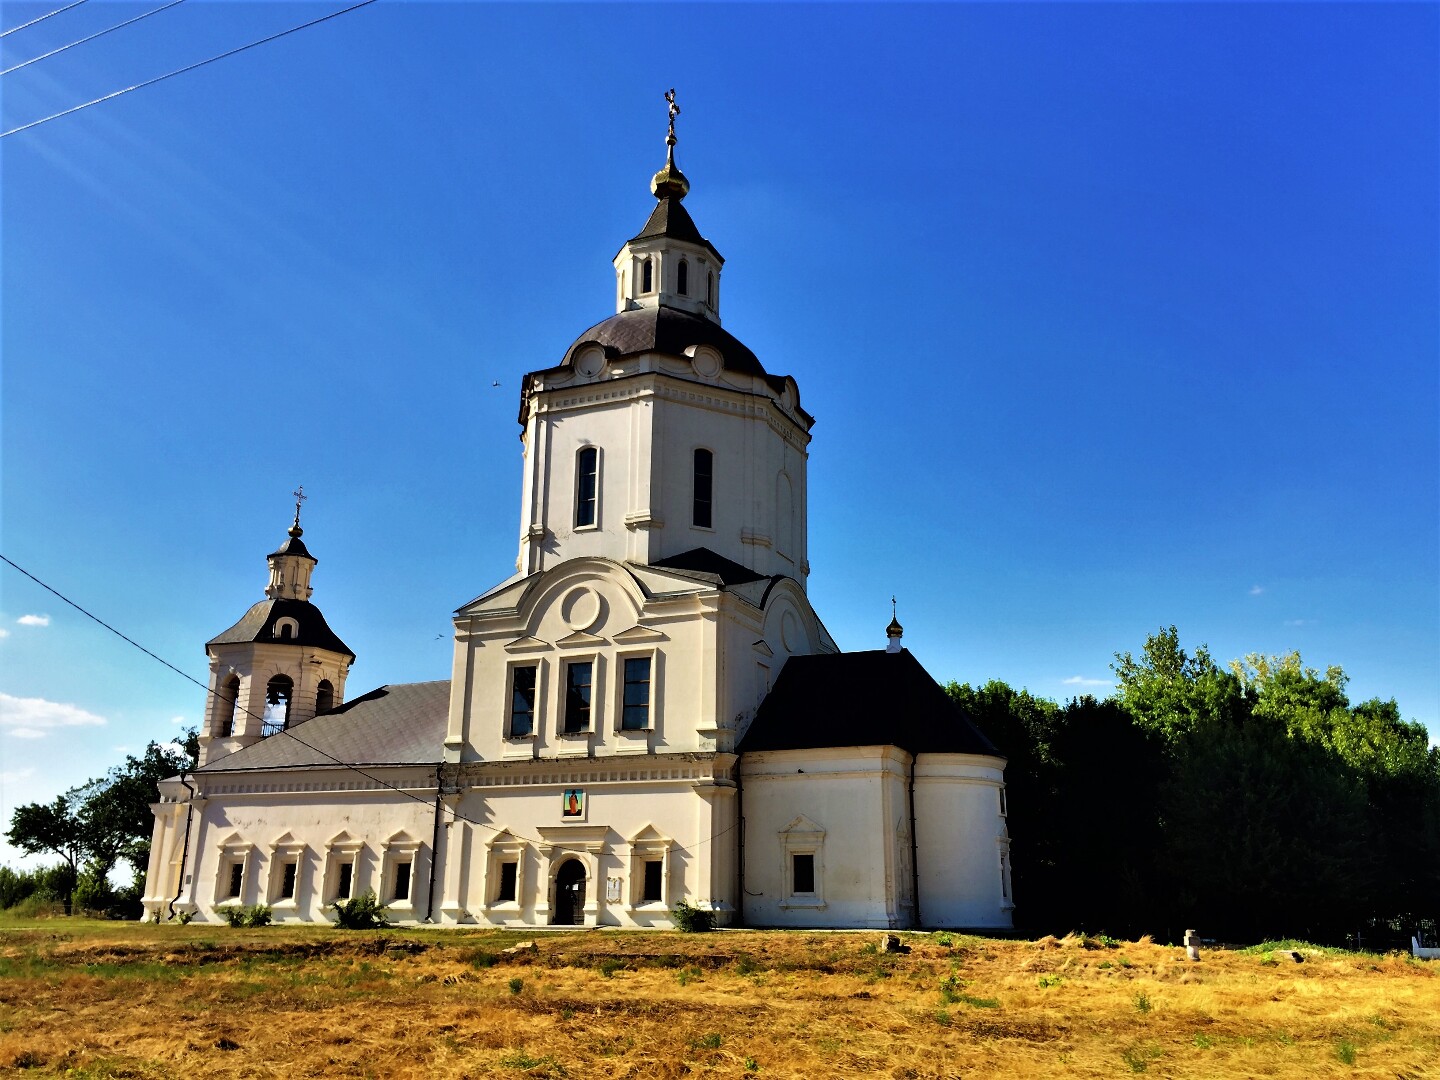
[[950, 627, 1440, 945]]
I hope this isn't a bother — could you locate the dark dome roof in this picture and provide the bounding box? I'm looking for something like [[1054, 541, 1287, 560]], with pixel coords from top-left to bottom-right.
[[562, 306, 770, 382], [207, 598, 354, 660], [269, 535, 313, 560]]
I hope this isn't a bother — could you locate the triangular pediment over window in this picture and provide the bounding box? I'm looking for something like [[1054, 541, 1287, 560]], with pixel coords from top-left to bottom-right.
[[613, 624, 667, 644]]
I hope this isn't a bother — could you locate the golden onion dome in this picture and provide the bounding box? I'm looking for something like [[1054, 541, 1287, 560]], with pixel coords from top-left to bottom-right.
[[651, 142, 690, 200]]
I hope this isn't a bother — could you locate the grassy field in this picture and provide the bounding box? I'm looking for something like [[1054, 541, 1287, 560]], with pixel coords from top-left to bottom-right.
[[1, 918, 1436, 1078]]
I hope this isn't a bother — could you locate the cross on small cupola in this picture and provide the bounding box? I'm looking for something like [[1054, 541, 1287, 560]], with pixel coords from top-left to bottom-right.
[[266, 486, 317, 601], [886, 597, 904, 654], [613, 88, 725, 324]]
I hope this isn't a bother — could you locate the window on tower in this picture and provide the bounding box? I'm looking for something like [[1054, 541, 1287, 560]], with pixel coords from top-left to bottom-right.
[[220, 674, 240, 737], [707, 270, 714, 306], [677, 259, 688, 295], [641, 258, 653, 293], [693, 448, 713, 528], [263, 674, 293, 734], [315, 679, 334, 714], [575, 447, 599, 528]]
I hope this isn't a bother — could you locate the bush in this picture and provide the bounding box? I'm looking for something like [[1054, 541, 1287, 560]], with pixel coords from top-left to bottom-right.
[[220, 903, 272, 928], [333, 890, 389, 930], [671, 899, 714, 933], [73, 872, 115, 916], [0, 864, 75, 913]]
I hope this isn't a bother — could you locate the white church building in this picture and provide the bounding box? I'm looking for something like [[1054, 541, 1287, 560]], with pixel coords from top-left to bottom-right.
[[142, 112, 1013, 931]]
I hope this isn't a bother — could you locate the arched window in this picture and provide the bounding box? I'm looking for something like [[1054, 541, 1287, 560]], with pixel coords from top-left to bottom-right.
[[220, 674, 240, 737], [677, 259, 688, 296], [641, 258, 653, 293], [274, 616, 298, 640], [693, 449, 713, 528], [315, 679, 335, 714], [263, 674, 294, 734], [575, 446, 599, 528], [707, 270, 714, 306]]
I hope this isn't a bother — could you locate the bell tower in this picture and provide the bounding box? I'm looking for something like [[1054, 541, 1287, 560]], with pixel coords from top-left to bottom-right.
[[196, 490, 355, 766]]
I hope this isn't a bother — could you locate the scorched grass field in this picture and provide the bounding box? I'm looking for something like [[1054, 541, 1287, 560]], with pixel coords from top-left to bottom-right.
[[1, 918, 1436, 1078]]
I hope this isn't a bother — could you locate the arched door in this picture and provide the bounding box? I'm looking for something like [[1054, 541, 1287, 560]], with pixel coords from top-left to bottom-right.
[[552, 859, 586, 925]]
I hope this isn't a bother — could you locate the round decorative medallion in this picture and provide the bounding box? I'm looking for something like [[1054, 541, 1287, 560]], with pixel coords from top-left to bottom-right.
[[781, 610, 800, 652], [560, 586, 604, 632], [690, 347, 721, 378], [575, 347, 605, 378]]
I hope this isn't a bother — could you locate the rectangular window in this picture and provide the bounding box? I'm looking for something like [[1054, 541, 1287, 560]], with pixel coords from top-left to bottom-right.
[[575, 447, 598, 527], [227, 861, 244, 899], [792, 853, 815, 894], [564, 662, 592, 732], [280, 862, 297, 900], [393, 860, 412, 902], [497, 861, 518, 903], [509, 665, 537, 737], [621, 657, 651, 730], [693, 449, 713, 528], [642, 859, 663, 903], [337, 861, 353, 900]]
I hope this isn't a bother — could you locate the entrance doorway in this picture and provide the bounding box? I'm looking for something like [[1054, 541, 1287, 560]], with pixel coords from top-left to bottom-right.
[[552, 859, 586, 925]]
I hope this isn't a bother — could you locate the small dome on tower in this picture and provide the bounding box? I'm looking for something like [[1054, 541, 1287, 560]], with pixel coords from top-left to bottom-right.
[[651, 148, 689, 200]]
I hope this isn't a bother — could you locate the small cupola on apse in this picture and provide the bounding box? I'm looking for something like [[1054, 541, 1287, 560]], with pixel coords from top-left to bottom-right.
[[613, 89, 724, 323]]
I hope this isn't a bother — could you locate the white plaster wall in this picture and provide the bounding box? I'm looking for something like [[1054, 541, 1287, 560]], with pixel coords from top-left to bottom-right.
[[149, 771, 438, 924], [438, 769, 736, 928], [740, 748, 909, 928], [199, 642, 351, 766], [913, 755, 1013, 929]]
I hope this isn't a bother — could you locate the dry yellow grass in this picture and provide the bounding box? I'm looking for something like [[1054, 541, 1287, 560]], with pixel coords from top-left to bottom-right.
[[1, 920, 1436, 1078]]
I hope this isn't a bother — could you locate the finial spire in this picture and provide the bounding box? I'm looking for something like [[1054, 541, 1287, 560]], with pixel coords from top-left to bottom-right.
[[886, 596, 904, 653], [651, 88, 690, 200], [290, 485, 307, 538]]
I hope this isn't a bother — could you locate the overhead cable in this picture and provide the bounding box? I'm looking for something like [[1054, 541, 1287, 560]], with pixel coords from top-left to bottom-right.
[[2, 0, 378, 138], [0, 552, 739, 859], [0, 0, 88, 39], [2, 0, 186, 77]]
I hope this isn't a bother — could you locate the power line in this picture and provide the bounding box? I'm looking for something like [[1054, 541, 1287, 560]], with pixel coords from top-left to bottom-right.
[[0, 0, 87, 39], [1, 0, 379, 138], [2, 0, 186, 78], [0, 553, 739, 860]]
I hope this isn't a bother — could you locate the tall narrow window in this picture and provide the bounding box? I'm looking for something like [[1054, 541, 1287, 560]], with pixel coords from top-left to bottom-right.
[[280, 862, 297, 900], [227, 861, 244, 899], [642, 859, 663, 903], [337, 861, 353, 900], [693, 449, 713, 528], [315, 679, 334, 714], [677, 259, 688, 295], [263, 674, 293, 734], [707, 270, 714, 306], [509, 665, 537, 737], [575, 447, 598, 527], [792, 853, 815, 894], [221, 674, 240, 737], [564, 662, 593, 733], [497, 861, 518, 903], [641, 258, 653, 293], [621, 657, 651, 730], [393, 860, 411, 902]]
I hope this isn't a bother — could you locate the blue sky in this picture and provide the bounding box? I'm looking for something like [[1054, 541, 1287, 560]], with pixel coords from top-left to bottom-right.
[[2, 1, 1436, 867]]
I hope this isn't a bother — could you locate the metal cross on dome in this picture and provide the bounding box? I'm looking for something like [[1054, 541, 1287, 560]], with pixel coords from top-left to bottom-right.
[[291, 485, 307, 530], [665, 88, 679, 144]]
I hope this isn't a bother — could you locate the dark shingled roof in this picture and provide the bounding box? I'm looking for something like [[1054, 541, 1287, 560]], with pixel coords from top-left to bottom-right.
[[207, 598, 355, 660], [626, 197, 722, 260], [561, 306, 771, 382], [651, 547, 767, 587], [199, 680, 450, 771], [739, 649, 1001, 758], [269, 535, 313, 559]]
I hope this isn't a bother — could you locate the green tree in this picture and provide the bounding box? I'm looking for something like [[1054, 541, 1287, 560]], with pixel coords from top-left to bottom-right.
[[6, 731, 198, 912]]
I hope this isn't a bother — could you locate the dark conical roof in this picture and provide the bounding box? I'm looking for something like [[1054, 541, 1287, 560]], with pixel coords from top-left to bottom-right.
[[626, 197, 721, 261], [269, 535, 314, 560]]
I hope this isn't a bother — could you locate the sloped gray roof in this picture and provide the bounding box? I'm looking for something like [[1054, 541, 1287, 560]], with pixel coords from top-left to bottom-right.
[[207, 598, 355, 660], [199, 680, 449, 772]]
